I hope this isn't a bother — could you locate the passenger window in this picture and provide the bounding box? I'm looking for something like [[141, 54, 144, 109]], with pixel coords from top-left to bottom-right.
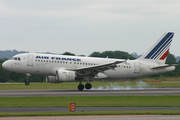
[[18, 58, 21, 61]]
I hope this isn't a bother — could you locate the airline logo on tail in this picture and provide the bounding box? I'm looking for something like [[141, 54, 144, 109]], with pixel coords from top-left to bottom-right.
[[144, 32, 174, 60]]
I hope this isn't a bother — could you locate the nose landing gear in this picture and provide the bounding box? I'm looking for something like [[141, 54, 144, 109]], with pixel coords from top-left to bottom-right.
[[25, 73, 31, 86]]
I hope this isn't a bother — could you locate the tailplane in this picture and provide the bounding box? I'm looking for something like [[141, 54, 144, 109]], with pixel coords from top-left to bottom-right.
[[138, 32, 174, 64]]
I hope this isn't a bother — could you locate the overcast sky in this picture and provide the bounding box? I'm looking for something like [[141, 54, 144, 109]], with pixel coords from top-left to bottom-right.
[[0, 0, 180, 56]]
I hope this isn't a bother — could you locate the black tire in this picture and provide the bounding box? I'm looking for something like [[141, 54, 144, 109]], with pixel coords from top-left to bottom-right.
[[25, 81, 30, 86], [78, 84, 84, 91], [85, 83, 92, 90]]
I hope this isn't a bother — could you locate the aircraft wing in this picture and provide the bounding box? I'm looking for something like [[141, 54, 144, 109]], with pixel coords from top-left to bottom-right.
[[67, 61, 124, 77]]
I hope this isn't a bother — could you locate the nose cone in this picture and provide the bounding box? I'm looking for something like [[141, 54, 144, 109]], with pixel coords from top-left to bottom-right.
[[2, 61, 9, 70]]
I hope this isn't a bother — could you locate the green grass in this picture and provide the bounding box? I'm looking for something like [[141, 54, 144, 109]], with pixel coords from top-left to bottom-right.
[[1, 110, 180, 116], [1, 81, 180, 90], [1, 96, 180, 107]]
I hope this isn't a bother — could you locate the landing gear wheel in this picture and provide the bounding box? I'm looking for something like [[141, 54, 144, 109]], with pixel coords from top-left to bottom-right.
[[25, 73, 31, 86], [25, 80, 30, 85], [85, 83, 92, 90], [78, 84, 84, 91]]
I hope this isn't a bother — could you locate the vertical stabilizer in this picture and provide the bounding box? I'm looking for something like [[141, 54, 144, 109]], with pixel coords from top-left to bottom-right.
[[138, 32, 174, 64]]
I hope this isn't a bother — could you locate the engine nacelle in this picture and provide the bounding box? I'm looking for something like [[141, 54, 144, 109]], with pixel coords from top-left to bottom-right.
[[46, 76, 63, 83], [56, 69, 76, 82]]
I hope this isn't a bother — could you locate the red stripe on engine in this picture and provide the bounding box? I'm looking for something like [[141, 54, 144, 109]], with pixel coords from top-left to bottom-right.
[[159, 49, 169, 60]]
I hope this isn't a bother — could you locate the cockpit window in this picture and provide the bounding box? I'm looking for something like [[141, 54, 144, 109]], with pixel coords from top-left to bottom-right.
[[11, 57, 21, 61]]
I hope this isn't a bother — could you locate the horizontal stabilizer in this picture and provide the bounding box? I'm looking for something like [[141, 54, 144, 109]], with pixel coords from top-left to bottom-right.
[[150, 64, 177, 69]]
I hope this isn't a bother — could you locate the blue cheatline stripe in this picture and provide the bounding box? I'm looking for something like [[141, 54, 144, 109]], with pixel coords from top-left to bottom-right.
[[145, 33, 174, 59], [150, 35, 173, 59], [154, 40, 172, 59]]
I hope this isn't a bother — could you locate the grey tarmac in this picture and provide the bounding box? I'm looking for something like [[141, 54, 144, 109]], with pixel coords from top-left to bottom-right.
[[1, 115, 180, 120], [1, 107, 180, 113], [0, 88, 180, 97]]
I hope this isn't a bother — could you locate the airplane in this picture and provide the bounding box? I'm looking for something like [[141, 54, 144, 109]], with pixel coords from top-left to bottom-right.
[[2, 32, 176, 91]]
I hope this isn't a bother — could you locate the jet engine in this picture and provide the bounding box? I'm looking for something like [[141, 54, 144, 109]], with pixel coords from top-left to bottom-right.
[[56, 69, 76, 82], [46, 76, 62, 83], [46, 70, 76, 83]]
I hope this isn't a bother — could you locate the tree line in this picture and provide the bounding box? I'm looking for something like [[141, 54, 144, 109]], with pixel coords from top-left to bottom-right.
[[0, 51, 180, 82]]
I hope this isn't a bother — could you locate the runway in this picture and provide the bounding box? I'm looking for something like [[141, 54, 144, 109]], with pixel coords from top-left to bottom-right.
[[0, 88, 180, 97], [2, 115, 180, 120], [1, 88, 180, 119], [1, 107, 180, 113]]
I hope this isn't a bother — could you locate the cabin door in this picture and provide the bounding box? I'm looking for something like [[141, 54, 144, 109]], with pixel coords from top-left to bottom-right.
[[27, 54, 34, 66], [134, 62, 140, 74]]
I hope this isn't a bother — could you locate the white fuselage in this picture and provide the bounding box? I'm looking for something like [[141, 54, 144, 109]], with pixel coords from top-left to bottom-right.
[[2, 53, 175, 80]]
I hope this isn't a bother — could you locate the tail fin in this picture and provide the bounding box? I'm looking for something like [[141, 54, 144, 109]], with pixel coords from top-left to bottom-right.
[[138, 32, 174, 64]]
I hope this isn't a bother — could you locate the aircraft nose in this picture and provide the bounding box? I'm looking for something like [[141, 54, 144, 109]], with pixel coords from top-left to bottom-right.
[[2, 61, 9, 70]]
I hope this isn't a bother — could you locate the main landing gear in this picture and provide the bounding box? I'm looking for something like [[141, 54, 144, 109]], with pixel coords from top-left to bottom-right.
[[78, 83, 84, 91], [25, 73, 31, 86], [85, 83, 92, 89], [78, 79, 92, 91]]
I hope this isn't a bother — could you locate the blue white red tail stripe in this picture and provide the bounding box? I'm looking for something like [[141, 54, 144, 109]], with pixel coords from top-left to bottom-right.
[[154, 40, 172, 59], [150, 36, 172, 59], [144, 32, 174, 60]]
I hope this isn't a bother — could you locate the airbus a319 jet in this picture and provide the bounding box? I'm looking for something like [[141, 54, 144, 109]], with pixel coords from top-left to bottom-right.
[[2, 32, 175, 91]]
